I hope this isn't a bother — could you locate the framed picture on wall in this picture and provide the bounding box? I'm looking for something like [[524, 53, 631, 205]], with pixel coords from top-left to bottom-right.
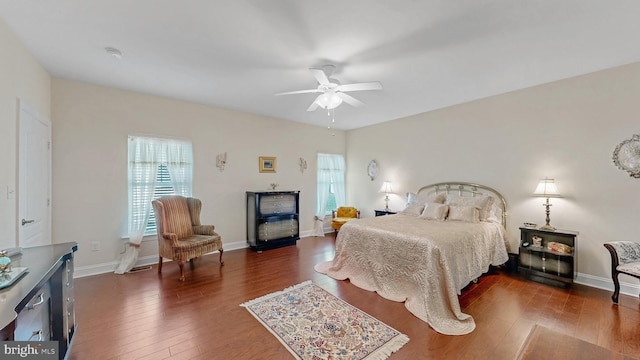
[[259, 156, 276, 173]]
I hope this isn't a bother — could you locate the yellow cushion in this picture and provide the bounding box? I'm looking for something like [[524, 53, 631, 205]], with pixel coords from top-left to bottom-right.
[[331, 217, 357, 230], [336, 207, 358, 218]]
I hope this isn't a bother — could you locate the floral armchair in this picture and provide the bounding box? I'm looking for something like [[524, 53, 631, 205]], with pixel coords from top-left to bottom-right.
[[152, 195, 223, 281], [331, 207, 360, 232], [603, 241, 640, 303]]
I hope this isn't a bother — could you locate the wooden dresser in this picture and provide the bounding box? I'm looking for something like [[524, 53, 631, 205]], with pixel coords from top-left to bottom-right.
[[0, 242, 78, 359]]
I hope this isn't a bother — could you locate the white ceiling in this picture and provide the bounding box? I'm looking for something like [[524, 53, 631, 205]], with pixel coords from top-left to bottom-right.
[[2, 1, 640, 130]]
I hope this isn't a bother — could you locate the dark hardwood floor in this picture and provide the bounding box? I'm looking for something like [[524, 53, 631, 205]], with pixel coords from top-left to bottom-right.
[[69, 234, 640, 359]]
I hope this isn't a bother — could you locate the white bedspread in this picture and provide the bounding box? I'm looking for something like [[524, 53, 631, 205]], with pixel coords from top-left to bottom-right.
[[314, 214, 509, 335]]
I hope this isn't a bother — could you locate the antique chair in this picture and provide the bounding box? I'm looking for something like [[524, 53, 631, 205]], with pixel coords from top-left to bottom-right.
[[603, 241, 640, 303], [331, 206, 360, 232], [152, 195, 223, 281]]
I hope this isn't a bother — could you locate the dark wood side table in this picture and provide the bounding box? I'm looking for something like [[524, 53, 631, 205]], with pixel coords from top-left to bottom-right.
[[518, 227, 578, 285], [375, 209, 397, 217]]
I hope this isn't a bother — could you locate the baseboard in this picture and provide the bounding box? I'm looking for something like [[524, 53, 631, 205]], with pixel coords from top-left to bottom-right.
[[74, 239, 249, 278], [300, 229, 315, 238], [575, 272, 639, 298]]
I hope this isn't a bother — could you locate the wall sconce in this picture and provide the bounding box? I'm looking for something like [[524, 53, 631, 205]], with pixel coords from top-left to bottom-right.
[[216, 152, 227, 172], [299, 157, 307, 173], [379, 181, 393, 211], [533, 177, 562, 230]]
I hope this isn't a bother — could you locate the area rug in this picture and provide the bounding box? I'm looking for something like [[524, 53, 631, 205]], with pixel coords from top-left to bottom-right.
[[240, 280, 409, 360]]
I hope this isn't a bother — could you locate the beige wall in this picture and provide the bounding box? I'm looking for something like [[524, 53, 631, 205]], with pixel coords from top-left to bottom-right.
[[0, 19, 51, 250], [4, 15, 640, 287], [51, 79, 346, 269], [346, 61, 640, 282]]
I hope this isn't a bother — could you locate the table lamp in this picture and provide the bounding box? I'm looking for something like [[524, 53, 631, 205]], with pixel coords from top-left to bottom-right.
[[379, 181, 393, 211], [533, 177, 562, 231]]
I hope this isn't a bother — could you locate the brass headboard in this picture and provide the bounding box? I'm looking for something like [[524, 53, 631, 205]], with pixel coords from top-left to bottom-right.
[[416, 182, 507, 227]]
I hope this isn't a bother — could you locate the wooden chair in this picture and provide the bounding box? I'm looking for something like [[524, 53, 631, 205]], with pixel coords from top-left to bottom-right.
[[152, 195, 223, 281], [603, 241, 640, 303], [331, 207, 360, 232]]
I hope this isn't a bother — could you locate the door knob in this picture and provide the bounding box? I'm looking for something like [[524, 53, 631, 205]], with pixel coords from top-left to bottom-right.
[[21, 219, 35, 226]]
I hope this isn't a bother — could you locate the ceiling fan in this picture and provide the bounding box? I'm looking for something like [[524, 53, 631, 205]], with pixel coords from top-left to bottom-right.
[[275, 65, 383, 112]]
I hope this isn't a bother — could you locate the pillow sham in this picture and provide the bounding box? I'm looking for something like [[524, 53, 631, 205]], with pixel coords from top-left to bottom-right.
[[406, 192, 446, 206], [419, 203, 449, 221], [486, 202, 503, 224], [447, 195, 494, 221], [447, 205, 480, 223], [399, 203, 425, 216]]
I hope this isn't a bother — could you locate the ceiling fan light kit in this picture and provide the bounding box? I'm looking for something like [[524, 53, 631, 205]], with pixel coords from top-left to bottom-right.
[[315, 92, 343, 109], [276, 64, 382, 112]]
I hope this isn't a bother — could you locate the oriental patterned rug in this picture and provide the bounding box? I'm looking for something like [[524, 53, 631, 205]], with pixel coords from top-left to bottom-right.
[[240, 281, 409, 360]]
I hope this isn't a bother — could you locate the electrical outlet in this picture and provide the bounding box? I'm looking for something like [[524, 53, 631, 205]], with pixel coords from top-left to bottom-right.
[[90, 241, 101, 251]]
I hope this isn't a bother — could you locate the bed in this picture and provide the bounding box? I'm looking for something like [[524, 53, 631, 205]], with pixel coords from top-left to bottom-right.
[[314, 182, 509, 335]]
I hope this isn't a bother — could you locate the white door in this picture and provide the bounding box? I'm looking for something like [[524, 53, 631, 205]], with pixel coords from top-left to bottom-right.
[[18, 100, 51, 248]]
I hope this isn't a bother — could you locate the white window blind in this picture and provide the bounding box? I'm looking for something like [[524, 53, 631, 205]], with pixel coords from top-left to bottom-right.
[[127, 136, 193, 239], [143, 165, 175, 234]]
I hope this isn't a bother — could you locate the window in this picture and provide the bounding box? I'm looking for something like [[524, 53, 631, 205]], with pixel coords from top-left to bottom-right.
[[316, 153, 345, 217], [128, 136, 193, 240], [143, 165, 174, 234], [325, 183, 337, 214]]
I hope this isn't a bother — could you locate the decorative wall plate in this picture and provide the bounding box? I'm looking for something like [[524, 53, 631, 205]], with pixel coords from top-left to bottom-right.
[[613, 134, 640, 178], [367, 160, 378, 181]]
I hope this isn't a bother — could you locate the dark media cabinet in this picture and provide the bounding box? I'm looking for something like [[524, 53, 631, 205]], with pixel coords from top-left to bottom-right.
[[246, 191, 300, 251]]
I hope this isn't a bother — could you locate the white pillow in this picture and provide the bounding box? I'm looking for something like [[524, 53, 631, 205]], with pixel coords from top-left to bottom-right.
[[447, 195, 494, 221], [407, 192, 446, 205], [447, 205, 480, 223], [399, 204, 425, 216], [419, 203, 449, 221], [486, 202, 503, 224]]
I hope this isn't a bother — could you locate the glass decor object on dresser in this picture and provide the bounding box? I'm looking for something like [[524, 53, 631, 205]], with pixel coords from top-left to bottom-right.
[[246, 191, 300, 251], [518, 227, 578, 285]]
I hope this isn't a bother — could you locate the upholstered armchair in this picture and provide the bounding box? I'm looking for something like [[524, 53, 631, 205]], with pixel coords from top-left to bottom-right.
[[603, 241, 640, 303], [152, 195, 223, 281], [331, 207, 360, 232]]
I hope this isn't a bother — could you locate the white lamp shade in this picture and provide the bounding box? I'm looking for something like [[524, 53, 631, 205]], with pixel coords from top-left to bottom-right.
[[533, 178, 561, 197], [315, 92, 343, 109], [379, 181, 393, 193]]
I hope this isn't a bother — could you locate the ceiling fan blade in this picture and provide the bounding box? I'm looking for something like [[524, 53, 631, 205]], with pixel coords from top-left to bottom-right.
[[306, 100, 320, 112], [336, 92, 364, 107], [309, 68, 330, 85], [337, 82, 383, 92], [274, 89, 319, 96]]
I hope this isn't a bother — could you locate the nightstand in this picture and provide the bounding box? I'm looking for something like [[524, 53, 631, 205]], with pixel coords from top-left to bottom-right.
[[375, 209, 397, 217], [518, 227, 578, 285]]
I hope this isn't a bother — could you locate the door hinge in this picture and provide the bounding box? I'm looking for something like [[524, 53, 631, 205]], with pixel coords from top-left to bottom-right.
[[47, 198, 50, 206], [48, 141, 51, 150]]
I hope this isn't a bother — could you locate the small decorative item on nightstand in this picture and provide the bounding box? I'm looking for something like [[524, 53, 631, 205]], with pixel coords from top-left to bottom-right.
[[518, 227, 578, 286]]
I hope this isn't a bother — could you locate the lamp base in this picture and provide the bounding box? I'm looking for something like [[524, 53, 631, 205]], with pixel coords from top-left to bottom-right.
[[538, 224, 556, 231]]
